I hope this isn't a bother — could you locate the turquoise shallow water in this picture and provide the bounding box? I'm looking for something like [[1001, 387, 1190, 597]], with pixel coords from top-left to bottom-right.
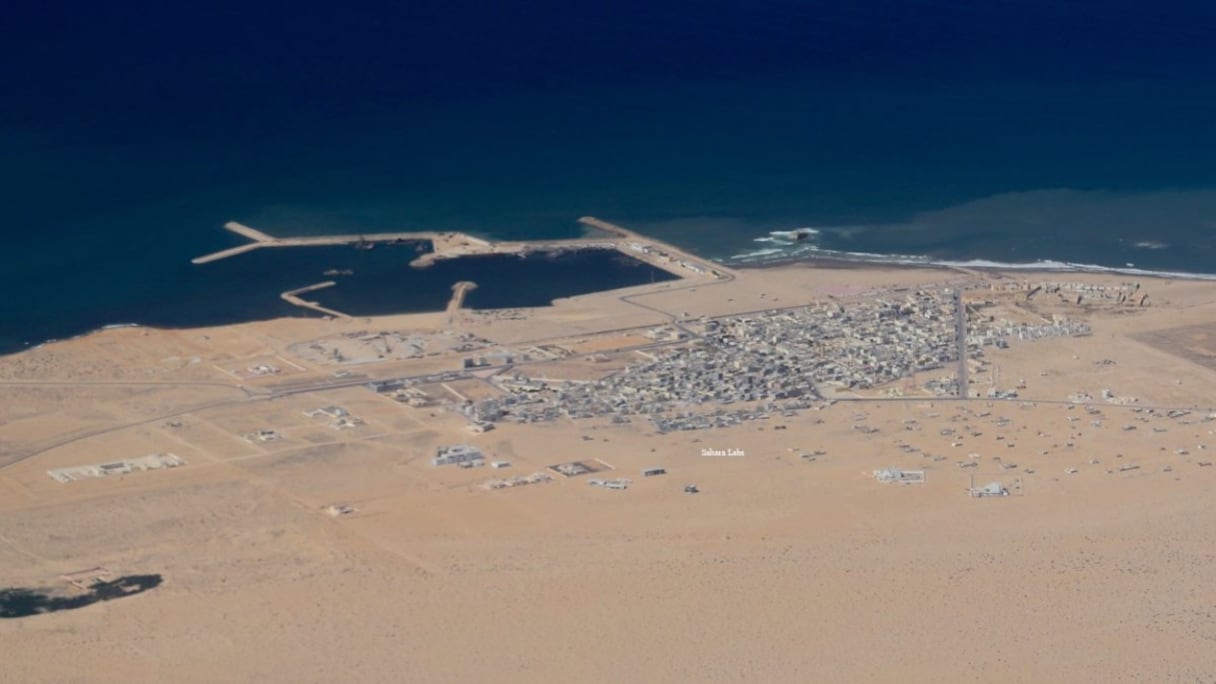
[[3, 2, 1216, 354]]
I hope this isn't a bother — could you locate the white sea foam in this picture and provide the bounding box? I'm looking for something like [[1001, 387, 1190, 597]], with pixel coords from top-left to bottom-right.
[[730, 247, 787, 260], [725, 186, 1216, 279], [726, 242, 1216, 281], [27, 323, 148, 352], [771, 227, 819, 237], [924, 257, 1216, 279]]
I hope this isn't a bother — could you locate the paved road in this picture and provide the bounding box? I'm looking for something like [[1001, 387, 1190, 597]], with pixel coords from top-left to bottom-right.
[[953, 289, 968, 397], [0, 379, 257, 396], [617, 270, 738, 341], [0, 395, 262, 471]]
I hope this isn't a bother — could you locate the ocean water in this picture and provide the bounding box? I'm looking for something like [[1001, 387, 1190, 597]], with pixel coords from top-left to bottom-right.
[[309, 250, 677, 315], [0, 242, 673, 337], [3, 1, 1216, 354]]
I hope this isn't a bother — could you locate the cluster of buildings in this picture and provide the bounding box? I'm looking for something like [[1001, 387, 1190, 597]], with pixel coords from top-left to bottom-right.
[[649, 402, 814, 433], [588, 478, 631, 490], [967, 317, 1091, 347], [245, 363, 281, 377], [921, 375, 961, 397], [989, 280, 1147, 306], [292, 329, 493, 365], [481, 472, 553, 490], [461, 290, 964, 429], [549, 461, 606, 477], [244, 428, 281, 442], [969, 481, 1009, 497], [459, 371, 820, 430], [361, 283, 1100, 434], [432, 445, 485, 467], [304, 405, 365, 429], [697, 292, 962, 389], [48, 453, 186, 483], [461, 344, 567, 370], [873, 468, 926, 484], [371, 372, 467, 406]]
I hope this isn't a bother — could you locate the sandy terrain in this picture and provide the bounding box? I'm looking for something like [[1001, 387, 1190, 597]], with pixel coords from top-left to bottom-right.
[[3, 261, 1216, 683]]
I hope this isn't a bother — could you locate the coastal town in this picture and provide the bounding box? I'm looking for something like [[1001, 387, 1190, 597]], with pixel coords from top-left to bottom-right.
[[3, 220, 1216, 683], [12, 1, 1216, 679], [373, 279, 1101, 434]]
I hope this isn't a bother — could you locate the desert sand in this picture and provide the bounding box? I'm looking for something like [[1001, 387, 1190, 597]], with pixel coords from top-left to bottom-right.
[[3, 259, 1216, 683]]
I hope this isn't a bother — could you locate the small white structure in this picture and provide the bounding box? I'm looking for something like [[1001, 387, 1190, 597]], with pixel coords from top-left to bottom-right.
[[305, 405, 349, 419], [970, 481, 1008, 497], [873, 468, 925, 484], [433, 444, 485, 467], [589, 478, 631, 490], [49, 453, 186, 483], [248, 363, 280, 376], [245, 429, 281, 442], [481, 472, 552, 490]]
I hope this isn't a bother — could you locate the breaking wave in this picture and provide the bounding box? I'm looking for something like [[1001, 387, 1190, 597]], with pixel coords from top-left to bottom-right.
[[727, 231, 1216, 281], [728, 188, 1216, 280]]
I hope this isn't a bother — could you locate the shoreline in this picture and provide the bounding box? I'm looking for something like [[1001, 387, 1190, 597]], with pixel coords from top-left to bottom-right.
[[6, 250, 1189, 361], [3, 233, 693, 358], [8, 219, 1216, 359], [731, 250, 1216, 282]]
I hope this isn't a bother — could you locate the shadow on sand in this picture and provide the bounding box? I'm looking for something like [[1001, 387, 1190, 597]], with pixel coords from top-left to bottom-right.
[[0, 574, 163, 618]]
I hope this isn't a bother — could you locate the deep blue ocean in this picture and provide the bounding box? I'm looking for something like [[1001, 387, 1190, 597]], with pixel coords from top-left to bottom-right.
[[4, 1, 1216, 354]]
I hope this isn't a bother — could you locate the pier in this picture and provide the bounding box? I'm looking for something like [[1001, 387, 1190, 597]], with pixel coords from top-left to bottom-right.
[[192, 217, 732, 282], [191, 242, 264, 264], [223, 221, 275, 242], [192, 222, 446, 264], [577, 216, 733, 277], [280, 281, 350, 319], [446, 281, 478, 323]]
